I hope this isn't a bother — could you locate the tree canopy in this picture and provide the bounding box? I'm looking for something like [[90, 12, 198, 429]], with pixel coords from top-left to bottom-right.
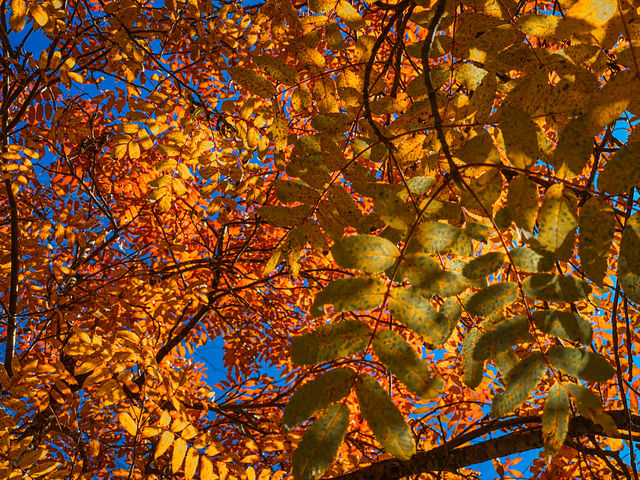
[[1, 0, 640, 479]]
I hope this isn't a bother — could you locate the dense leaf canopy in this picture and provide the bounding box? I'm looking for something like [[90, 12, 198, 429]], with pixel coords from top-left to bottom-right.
[[1, 0, 640, 479]]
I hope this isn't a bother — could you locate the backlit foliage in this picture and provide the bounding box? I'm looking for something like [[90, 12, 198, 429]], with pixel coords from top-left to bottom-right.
[[1, 0, 640, 479]]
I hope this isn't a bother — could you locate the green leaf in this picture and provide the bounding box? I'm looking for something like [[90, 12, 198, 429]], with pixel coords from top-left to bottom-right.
[[547, 346, 614, 382], [598, 140, 640, 195], [291, 320, 371, 365], [490, 352, 546, 417], [506, 175, 538, 232], [229, 66, 277, 98], [311, 277, 386, 317], [499, 106, 539, 169], [291, 404, 349, 480], [494, 349, 518, 379], [542, 383, 570, 456], [254, 55, 299, 86], [415, 221, 473, 256], [522, 274, 591, 302], [619, 211, 640, 304], [564, 383, 619, 436], [466, 282, 518, 317], [579, 198, 614, 285], [552, 116, 592, 179], [464, 222, 492, 241], [388, 288, 450, 345], [406, 176, 435, 195], [462, 328, 484, 388], [538, 184, 577, 260], [509, 246, 554, 272], [374, 187, 416, 230], [473, 315, 532, 360], [494, 207, 512, 230], [355, 374, 416, 460], [332, 235, 400, 273], [532, 310, 593, 344], [400, 253, 469, 297], [372, 329, 443, 398], [462, 252, 504, 280], [283, 368, 356, 430]]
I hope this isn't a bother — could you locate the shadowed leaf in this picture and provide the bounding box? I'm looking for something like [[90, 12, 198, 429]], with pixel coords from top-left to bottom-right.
[[291, 320, 371, 365], [355, 374, 416, 460], [292, 404, 349, 480]]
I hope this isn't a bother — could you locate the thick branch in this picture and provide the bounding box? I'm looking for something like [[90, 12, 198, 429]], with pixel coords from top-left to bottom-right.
[[3, 178, 19, 376], [329, 411, 640, 480]]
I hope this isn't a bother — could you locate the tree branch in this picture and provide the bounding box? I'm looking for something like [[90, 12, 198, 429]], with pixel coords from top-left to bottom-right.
[[3, 178, 19, 376], [328, 411, 640, 480]]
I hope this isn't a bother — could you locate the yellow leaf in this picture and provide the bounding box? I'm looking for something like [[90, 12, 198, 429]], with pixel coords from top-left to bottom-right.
[[158, 410, 171, 428], [31, 4, 49, 26], [184, 448, 199, 480], [172, 437, 188, 473], [154, 431, 175, 459], [118, 412, 138, 437], [200, 456, 214, 480], [9, 0, 26, 31], [246, 466, 256, 480], [128, 141, 140, 159]]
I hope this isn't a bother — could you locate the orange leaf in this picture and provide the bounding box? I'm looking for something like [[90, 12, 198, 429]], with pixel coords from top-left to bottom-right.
[[200, 456, 214, 480], [172, 437, 188, 473], [184, 447, 199, 480], [118, 412, 137, 437], [154, 431, 174, 459]]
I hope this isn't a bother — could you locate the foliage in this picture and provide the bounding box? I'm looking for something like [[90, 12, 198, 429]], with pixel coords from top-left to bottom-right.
[[1, 0, 640, 479]]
